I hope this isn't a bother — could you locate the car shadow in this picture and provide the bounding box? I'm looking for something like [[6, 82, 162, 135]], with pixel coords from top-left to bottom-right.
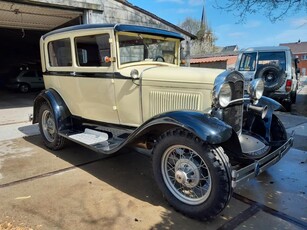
[[21, 135, 236, 228]]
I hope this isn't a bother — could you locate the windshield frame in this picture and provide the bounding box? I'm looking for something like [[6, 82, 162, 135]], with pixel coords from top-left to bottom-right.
[[115, 31, 181, 68]]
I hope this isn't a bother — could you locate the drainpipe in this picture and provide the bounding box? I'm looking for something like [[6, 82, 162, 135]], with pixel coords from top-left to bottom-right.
[[83, 10, 93, 24], [186, 40, 191, 67]]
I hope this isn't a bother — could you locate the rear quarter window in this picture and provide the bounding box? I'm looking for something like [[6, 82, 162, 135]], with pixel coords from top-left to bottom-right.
[[48, 38, 72, 67]]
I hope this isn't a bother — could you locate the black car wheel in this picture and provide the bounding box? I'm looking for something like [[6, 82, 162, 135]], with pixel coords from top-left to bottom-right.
[[19, 83, 30, 93], [290, 90, 297, 104], [152, 129, 232, 220], [38, 103, 66, 150]]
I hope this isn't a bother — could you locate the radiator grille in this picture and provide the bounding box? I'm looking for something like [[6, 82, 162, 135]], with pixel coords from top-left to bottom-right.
[[149, 91, 201, 117], [223, 81, 244, 133]]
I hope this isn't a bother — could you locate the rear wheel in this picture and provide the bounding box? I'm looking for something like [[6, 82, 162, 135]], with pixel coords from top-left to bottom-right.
[[19, 83, 30, 93], [38, 103, 66, 150], [283, 100, 292, 112], [290, 90, 297, 104], [152, 129, 232, 220]]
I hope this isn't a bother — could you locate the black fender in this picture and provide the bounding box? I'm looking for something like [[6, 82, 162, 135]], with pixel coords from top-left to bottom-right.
[[33, 89, 72, 131], [242, 96, 286, 142], [258, 96, 285, 140], [130, 110, 233, 145]]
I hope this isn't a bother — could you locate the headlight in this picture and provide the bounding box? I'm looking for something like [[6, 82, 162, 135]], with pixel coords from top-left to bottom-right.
[[248, 79, 264, 100], [213, 83, 232, 108]]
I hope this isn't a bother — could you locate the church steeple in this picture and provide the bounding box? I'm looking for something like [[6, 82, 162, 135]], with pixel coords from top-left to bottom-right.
[[200, 4, 206, 30], [197, 1, 214, 46]]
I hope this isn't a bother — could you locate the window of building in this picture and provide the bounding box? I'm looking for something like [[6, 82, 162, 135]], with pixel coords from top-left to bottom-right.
[[75, 34, 111, 67], [302, 55, 307, 60], [48, 38, 72, 67]]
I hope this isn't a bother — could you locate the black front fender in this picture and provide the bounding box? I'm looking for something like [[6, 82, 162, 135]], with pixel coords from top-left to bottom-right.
[[258, 96, 284, 112], [33, 89, 72, 131], [133, 111, 233, 145]]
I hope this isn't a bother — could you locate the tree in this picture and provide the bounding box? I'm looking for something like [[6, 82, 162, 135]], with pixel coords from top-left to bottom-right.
[[215, 0, 307, 22], [179, 17, 218, 55], [180, 17, 201, 35]]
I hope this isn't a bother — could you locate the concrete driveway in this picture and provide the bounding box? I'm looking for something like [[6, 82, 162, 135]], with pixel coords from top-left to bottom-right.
[[0, 81, 306, 229], [0, 135, 306, 230]]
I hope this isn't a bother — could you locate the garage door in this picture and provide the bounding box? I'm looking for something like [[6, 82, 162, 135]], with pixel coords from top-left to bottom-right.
[[0, 1, 83, 92], [0, 0, 82, 31]]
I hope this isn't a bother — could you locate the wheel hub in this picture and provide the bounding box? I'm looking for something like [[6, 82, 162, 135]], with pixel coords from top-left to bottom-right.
[[47, 118, 55, 134], [175, 159, 200, 188]]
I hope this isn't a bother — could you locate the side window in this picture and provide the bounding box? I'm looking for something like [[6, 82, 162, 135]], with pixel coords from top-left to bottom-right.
[[239, 52, 256, 71], [75, 34, 111, 67], [48, 39, 72, 67], [22, 71, 36, 78]]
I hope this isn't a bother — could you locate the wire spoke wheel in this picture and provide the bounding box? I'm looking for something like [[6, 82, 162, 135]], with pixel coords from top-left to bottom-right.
[[153, 129, 232, 220], [162, 145, 211, 205]]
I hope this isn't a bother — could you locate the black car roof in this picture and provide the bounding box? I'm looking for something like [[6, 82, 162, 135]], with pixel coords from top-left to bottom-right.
[[42, 24, 184, 40]]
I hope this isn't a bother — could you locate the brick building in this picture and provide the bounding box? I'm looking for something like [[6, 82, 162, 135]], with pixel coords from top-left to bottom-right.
[[280, 41, 307, 76]]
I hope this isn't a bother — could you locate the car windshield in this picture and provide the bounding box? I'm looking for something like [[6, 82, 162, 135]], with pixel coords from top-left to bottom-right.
[[118, 34, 178, 65]]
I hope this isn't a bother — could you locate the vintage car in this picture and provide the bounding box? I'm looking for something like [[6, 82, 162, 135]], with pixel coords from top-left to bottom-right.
[[32, 24, 293, 220]]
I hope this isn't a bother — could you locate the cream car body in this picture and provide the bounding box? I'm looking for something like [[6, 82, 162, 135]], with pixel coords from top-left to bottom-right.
[[33, 24, 293, 221]]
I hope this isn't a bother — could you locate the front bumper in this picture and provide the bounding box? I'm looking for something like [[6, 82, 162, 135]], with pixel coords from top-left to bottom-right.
[[231, 132, 294, 188]]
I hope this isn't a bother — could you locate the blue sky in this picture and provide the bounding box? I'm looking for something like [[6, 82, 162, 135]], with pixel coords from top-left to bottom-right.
[[128, 0, 307, 49]]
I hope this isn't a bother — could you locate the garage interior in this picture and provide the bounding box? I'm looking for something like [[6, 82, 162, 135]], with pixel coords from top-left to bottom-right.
[[0, 0, 83, 91]]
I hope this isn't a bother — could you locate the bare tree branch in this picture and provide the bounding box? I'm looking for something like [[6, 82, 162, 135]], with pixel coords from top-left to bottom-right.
[[215, 0, 307, 22]]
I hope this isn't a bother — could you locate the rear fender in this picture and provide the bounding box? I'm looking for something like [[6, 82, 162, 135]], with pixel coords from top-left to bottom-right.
[[33, 89, 72, 131]]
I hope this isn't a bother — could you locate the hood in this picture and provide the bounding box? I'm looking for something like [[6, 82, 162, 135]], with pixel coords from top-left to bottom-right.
[[141, 66, 224, 85]]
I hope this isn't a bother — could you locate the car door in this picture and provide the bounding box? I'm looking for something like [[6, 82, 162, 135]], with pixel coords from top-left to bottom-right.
[[21, 70, 38, 88], [45, 32, 119, 125], [72, 32, 119, 124]]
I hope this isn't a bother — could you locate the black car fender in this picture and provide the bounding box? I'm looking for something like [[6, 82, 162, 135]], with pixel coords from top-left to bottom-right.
[[131, 110, 234, 145], [257, 96, 284, 112], [33, 88, 72, 131]]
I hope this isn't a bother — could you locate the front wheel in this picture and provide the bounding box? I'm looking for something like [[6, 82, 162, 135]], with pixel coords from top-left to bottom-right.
[[38, 103, 66, 150], [152, 129, 232, 220]]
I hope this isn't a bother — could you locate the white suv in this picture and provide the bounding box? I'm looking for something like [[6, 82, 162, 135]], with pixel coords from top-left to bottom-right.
[[236, 46, 300, 111]]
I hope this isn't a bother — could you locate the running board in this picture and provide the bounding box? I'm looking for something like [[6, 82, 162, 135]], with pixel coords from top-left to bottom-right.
[[69, 128, 108, 145], [59, 128, 128, 154]]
